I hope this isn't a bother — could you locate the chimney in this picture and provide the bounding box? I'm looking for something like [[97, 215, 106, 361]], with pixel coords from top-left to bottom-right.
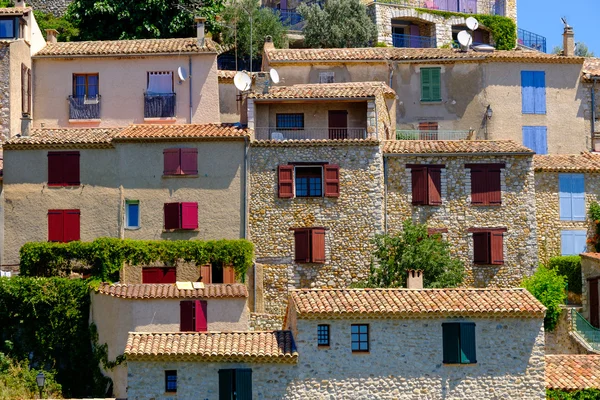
[[14, 0, 25, 8], [406, 269, 423, 289], [20, 115, 32, 137], [264, 35, 275, 52], [563, 24, 575, 57], [195, 16, 206, 47], [45, 29, 58, 44]]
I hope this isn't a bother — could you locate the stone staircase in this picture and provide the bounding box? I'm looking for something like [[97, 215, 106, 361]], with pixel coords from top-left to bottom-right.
[[570, 308, 600, 353]]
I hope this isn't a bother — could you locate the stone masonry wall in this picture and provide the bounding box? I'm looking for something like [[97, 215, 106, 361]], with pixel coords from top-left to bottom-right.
[[26, 0, 72, 16], [249, 312, 284, 331], [249, 143, 384, 315], [581, 255, 600, 320], [386, 154, 538, 287], [0, 45, 10, 141]]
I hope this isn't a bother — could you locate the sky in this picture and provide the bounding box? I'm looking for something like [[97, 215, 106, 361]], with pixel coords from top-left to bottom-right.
[[517, 0, 599, 55]]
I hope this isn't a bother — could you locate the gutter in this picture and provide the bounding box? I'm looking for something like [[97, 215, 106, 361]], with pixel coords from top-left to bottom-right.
[[251, 96, 379, 103], [32, 51, 217, 59], [268, 57, 487, 65]]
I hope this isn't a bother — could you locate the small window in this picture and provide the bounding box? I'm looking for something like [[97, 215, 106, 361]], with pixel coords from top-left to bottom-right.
[[408, 164, 443, 206], [318, 324, 330, 346], [180, 300, 207, 332], [147, 71, 174, 94], [165, 370, 177, 393], [219, 369, 252, 399], [142, 267, 176, 284], [466, 163, 504, 206], [48, 151, 80, 186], [276, 113, 304, 130], [199, 263, 236, 284], [351, 324, 369, 352], [442, 322, 476, 364], [420, 67, 441, 102], [561, 230, 587, 256], [164, 202, 198, 230], [293, 227, 326, 264], [521, 71, 546, 114], [559, 174, 585, 221], [48, 209, 80, 243], [163, 148, 198, 176], [319, 71, 335, 84], [278, 164, 340, 198], [295, 166, 323, 197], [471, 228, 505, 265], [125, 200, 140, 229], [73, 74, 99, 98], [0, 19, 15, 39]]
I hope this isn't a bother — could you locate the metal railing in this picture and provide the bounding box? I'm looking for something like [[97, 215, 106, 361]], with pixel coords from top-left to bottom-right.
[[255, 127, 368, 141], [68, 95, 100, 120], [396, 129, 472, 140], [372, 0, 506, 16], [571, 308, 600, 351], [144, 93, 176, 118], [278, 8, 304, 29], [392, 33, 436, 48], [518, 28, 547, 53]]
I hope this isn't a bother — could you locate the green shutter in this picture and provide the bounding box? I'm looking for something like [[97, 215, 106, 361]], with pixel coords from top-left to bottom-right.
[[421, 68, 431, 101], [219, 369, 234, 400], [235, 369, 253, 400], [459, 323, 477, 364], [431, 68, 441, 101], [442, 323, 461, 364]]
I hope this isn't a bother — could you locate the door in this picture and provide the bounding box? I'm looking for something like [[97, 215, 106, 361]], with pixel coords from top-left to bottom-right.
[[589, 278, 599, 328], [410, 25, 421, 48], [328, 110, 348, 139]]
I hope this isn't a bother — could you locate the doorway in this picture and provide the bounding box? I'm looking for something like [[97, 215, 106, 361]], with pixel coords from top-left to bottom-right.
[[328, 110, 348, 139]]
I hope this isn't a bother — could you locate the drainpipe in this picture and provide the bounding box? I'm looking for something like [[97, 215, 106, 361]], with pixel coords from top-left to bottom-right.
[[189, 56, 193, 123], [383, 156, 388, 235], [592, 77, 598, 142], [243, 135, 249, 240]]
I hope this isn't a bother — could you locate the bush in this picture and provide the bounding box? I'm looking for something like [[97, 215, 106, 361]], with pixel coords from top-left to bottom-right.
[[0, 351, 62, 399], [547, 389, 600, 399], [589, 201, 600, 251], [549, 256, 582, 294], [522, 266, 566, 331]]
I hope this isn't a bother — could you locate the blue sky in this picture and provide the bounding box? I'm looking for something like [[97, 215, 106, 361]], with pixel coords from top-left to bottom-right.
[[518, 0, 599, 55]]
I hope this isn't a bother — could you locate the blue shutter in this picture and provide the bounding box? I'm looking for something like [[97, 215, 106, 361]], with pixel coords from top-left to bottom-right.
[[559, 174, 573, 221], [572, 174, 585, 221], [522, 126, 536, 152], [521, 71, 535, 114], [442, 323, 461, 363], [561, 231, 574, 256], [536, 126, 548, 154], [219, 369, 234, 400], [534, 71, 546, 114], [574, 230, 588, 254], [235, 369, 253, 400]]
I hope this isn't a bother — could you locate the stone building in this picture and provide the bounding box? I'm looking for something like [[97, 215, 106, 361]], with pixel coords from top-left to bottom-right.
[[580, 253, 600, 331], [583, 59, 600, 150]]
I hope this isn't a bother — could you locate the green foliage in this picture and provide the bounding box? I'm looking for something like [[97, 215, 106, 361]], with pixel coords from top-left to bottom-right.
[[19, 238, 254, 283], [365, 220, 465, 288], [221, 0, 288, 60], [0, 351, 62, 399], [298, 0, 377, 48], [552, 42, 595, 57], [547, 389, 600, 399], [375, 42, 388, 47], [0, 0, 12, 7], [549, 256, 582, 295], [33, 10, 79, 42], [589, 201, 600, 252], [522, 266, 566, 331]]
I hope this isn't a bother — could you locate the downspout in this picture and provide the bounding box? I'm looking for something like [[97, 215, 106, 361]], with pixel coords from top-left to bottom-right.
[[243, 135, 256, 311], [592, 77, 598, 141], [383, 155, 388, 235], [189, 56, 193, 123]]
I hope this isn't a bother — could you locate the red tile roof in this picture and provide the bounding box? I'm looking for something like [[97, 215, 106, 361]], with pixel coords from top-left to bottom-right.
[[4, 128, 121, 149], [0, 7, 30, 15], [251, 138, 380, 147], [383, 140, 534, 155], [96, 283, 248, 299], [546, 355, 600, 390], [534, 153, 600, 172], [583, 58, 600, 79], [125, 331, 298, 363], [580, 253, 600, 261], [114, 124, 249, 141], [248, 82, 396, 100]]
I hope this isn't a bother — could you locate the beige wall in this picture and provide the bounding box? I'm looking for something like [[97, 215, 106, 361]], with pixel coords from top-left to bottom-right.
[[32, 54, 220, 128], [219, 81, 240, 123], [9, 40, 32, 138]]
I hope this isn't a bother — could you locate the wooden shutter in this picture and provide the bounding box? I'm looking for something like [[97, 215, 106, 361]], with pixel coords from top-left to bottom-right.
[[223, 265, 236, 284], [533, 71, 546, 114], [181, 202, 198, 230], [21, 64, 26, 113], [430, 67, 441, 101], [200, 264, 212, 283], [459, 323, 477, 364], [421, 68, 431, 101], [64, 152, 80, 186], [561, 230, 574, 256], [63, 209, 80, 242], [142, 268, 161, 284], [164, 203, 181, 230], [161, 267, 177, 283], [521, 71, 535, 114], [47, 152, 64, 185], [294, 229, 310, 263], [411, 166, 428, 205], [180, 301, 195, 331], [26, 68, 31, 114], [235, 369, 253, 400], [48, 210, 64, 242], [180, 148, 198, 175], [559, 174, 573, 220], [522, 126, 536, 152], [324, 164, 340, 198], [311, 228, 326, 264], [571, 174, 586, 221], [589, 279, 600, 328], [278, 165, 294, 198], [487, 166, 502, 205], [490, 231, 504, 265], [473, 232, 490, 264], [470, 166, 486, 205], [574, 230, 588, 254], [442, 323, 461, 364], [195, 300, 208, 332], [427, 167, 442, 205], [218, 369, 234, 400], [536, 126, 548, 155], [163, 148, 181, 175]]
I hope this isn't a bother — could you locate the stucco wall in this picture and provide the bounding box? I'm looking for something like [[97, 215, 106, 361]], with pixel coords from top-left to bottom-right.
[[9, 40, 32, 138], [386, 154, 538, 287], [32, 54, 220, 128], [219, 81, 240, 123]]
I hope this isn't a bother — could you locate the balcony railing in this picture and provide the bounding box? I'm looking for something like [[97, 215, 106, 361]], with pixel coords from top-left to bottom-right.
[[571, 309, 600, 351], [373, 0, 506, 15], [144, 93, 176, 119], [396, 129, 472, 140], [255, 127, 368, 141], [518, 28, 547, 53], [278, 8, 304, 29], [393, 33, 436, 48], [68, 95, 100, 120]]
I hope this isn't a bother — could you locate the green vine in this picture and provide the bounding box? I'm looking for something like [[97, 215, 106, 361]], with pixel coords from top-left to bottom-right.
[[547, 389, 600, 399], [589, 201, 600, 251]]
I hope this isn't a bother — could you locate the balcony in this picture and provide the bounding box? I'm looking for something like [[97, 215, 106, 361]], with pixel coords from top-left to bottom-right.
[[396, 129, 473, 140], [68, 95, 100, 120], [393, 33, 436, 48], [144, 93, 176, 119], [372, 0, 506, 16], [278, 8, 305, 30], [255, 127, 368, 141], [518, 28, 547, 53]]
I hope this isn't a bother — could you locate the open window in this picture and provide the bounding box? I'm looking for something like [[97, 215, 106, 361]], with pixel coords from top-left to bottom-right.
[[278, 164, 340, 198], [292, 227, 326, 264], [199, 263, 236, 284]]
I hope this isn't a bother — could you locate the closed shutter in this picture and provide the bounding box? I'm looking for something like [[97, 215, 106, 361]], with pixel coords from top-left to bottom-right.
[[142, 268, 161, 284], [559, 174, 573, 220], [64, 152, 81, 186], [428, 167, 442, 205], [218, 369, 234, 400], [535, 126, 548, 155], [311, 228, 326, 264], [442, 323, 461, 364], [63, 209, 80, 242], [572, 174, 586, 221], [21, 64, 26, 113], [161, 267, 176, 283], [294, 229, 310, 263], [180, 301, 195, 331], [47, 152, 64, 185], [278, 165, 294, 198], [534, 71, 546, 114], [470, 167, 486, 205], [163, 148, 181, 175], [490, 231, 504, 265], [26, 68, 31, 114], [324, 164, 340, 198], [195, 300, 208, 332], [487, 167, 502, 205], [235, 369, 253, 400], [459, 323, 477, 364], [473, 232, 490, 264], [574, 230, 588, 254], [200, 264, 212, 283], [521, 71, 535, 114], [421, 68, 432, 101], [522, 126, 537, 152], [223, 265, 236, 284], [561, 230, 574, 256], [181, 202, 198, 230], [180, 148, 198, 175], [430, 68, 441, 101], [411, 166, 428, 205], [164, 203, 181, 230], [48, 210, 64, 242]]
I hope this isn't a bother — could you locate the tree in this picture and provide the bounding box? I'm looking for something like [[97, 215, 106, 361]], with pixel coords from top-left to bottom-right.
[[364, 220, 465, 288], [221, 0, 288, 60], [522, 266, 566, 331], [298, 0, 377, 48], [552, 41, 595, 57], [34, 11, 79, 42]]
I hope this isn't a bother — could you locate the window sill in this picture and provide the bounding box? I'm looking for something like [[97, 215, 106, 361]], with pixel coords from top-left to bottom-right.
[[162, 174, 199, 178], [351, 351, 370, 354], [420, 100, 443, 105], [144, 117, 177, 123], [125, 226, 141, 231], [471, 204, 502, 207], [162, 229, 200, 232], [318, 345, 330, 349], [47, 184, 81, 188], [474, 263, 504, 266], [443, 362, 477, 365], [69, 119, 101, 124]]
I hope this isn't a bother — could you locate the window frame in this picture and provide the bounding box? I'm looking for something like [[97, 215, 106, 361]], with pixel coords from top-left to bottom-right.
[[147, 71, 174, 94], [317, 324, 330, 347], [351, 324, 369, 352], [407, 164, 444, 206], [470, 227, 506, 265], [294, 165, 323, 198], [0, 18, 16, 39], [318, 71, 335, 84], [125, 200, 140, 229], [165, 370, 177, 393], [72, 73, 99, 98], [442, 322, 477, 365], [420, 67, 442, 102], [276, 113, 304, 130], [291, 227, 327, 264]]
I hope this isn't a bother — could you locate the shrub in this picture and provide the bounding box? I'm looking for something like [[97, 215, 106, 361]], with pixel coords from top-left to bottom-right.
[[589, 201, 600, 252], [522, 266, 566, 331], [547, 389, 600, 399], [0, 351, 62, 399], [549, 255, 582, 294]]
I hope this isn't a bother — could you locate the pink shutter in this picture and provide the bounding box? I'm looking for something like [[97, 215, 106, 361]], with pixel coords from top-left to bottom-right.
[[324, 164, 340, 197], [180, 148, 198, 175], [195, 300, 208, 332], [278, 165, 294, 198], [311, 228, 326, 264], [163, 148, 181, 175], [294, 229, 310, 263], [411, 167, 428, 205], [63, 209, 80, 242], [181, 202, 198, 230], [48, 210, 64, 242], [63, 152, 80, 186], [47, 152, 64, 186], [164, 203, 181, 230], [180, 301, 195, 331]]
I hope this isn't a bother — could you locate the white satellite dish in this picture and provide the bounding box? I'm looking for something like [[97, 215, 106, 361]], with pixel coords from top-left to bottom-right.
[[457, 30, 473, 48], [466, 17, 479, 31], [269, 68, 280, 84], [177, 66, 188, 82], [234, 71, 252, 92]]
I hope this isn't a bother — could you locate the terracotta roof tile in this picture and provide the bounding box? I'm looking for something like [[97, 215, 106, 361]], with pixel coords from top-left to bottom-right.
[[96, 283, 248, 299], [534, 153, 600, 172], [251, 138, 380, 147], [114, 124, 249, 141], [583, 58, 600, 78], [289, 288, 546, 319], [580, 253, 600, 261], [546, 355, 600, 390], [383, 140, 534, 155], [0, 7, 30, 15], [248, 82, 396, 100], [125, 331, 298, 363], [4, 128, 121, 149]]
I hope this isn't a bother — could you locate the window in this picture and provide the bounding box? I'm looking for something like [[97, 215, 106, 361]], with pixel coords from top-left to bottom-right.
[[164, 202, 198, 230], [48, 210, 80, 242], [199, 263, 236, 284], [163, 148, 198, 176], [72, 74, 99, 98], [219, 369, 252, 400], [418, 122, 438, 140], [0, 19, 15, 39], [142, 267, 176, 283], [559, 173, 585, 221], [180, 300, 207, 332], [561, 230, 587, 256], [470, 228, 505, 265], [319, 71, 335, 84], [442, 322, 476, 364], [522, 126, 548, 154], [466, 163, 504, 206], [276, 113, 304, 130], [292, 227, 326, 264], [351, 324, 369, 352], [521, 71, 546, 114], [48, 151, 80, 186], [125, 200, 140, 229], [420, 67, 441, 102], [278, 164, 340, 198], [318, 324, 330, 346], [21, 64, 31, 115], [165, 370, 177, 393], [147, 71, 174, 94], [408, 164, 443, 206]]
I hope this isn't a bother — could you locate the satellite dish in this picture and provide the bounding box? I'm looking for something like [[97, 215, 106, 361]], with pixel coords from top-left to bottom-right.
[[457, 30, 473, 48], [177, 66, 188, 82], [234, 71, 252, 92], [472, 44, 495, 52], [466, 17, 479, 31], [269, 68, 280, 84]]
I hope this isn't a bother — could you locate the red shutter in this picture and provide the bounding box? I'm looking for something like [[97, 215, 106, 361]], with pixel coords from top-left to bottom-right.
[[223, 265, 236, 283], [311, 228, 326, 264], [294, 229, 310, 263], [324, 164, 340, 198], [181, 202, 198, 230], [427, 167, 442, 205], [142, 268, 161, 283], [490, 231, 504, 265], [164, 203, 182, 230], [161, 267, 177, 283], [278, 165, 294, 198], [487, 167, 502, 205], [200, 264, 212, 283], [47, 152, 64, 186], [63, 209, 80, 242], [180, 301, 195, 331], [63, 152, 80, 186], [195, 300, 208, 332], [163, 148, 181, 175], [411, 166, 428, 205], [48, 210, 64, 242], [180, 148, 198, 175], [470, 167, 486, 205], [473, 232, 490, 264]]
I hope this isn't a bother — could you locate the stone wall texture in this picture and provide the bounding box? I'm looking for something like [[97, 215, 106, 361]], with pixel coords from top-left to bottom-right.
[[545, 306, 590, 355], [0, 45, 10, 140], [249, 312, 284, 331], [25, 0, 72, 16], [581, 256, 600, 321]]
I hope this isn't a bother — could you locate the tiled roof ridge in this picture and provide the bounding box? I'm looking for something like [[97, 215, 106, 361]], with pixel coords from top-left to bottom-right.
[[249, 81, 396, 100], [96, 282, 249, 299], [534, 152, 600, 172], [115, 123, 250, 140], [130, 330, 288, 335], [383, 139, 534, 155]]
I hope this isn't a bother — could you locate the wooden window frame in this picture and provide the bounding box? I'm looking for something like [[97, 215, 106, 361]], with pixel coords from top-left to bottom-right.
[[407, 164, 444, 206], [295, 166, 323, 198], [469, 227, 506, 265], [279, 163, 340, 198], [72, 73, 99, 97], [318, 324, 330, 347], [351, 324, 369, 352], [291, 227, 327, 264], [165, 370, 177, 393]]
